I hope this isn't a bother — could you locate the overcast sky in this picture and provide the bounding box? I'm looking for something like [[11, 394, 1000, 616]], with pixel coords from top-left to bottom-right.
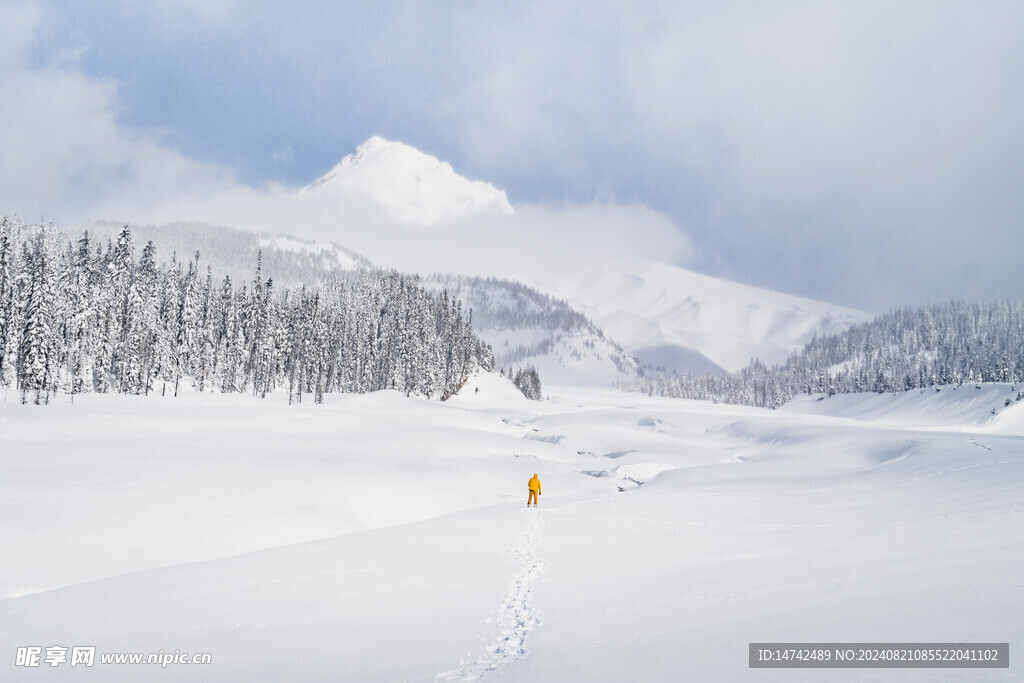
[[1, 0, 1022, 312]]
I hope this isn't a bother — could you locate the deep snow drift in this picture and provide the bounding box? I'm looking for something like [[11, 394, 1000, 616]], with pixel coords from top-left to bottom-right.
[[1, 376, 1021, 681]]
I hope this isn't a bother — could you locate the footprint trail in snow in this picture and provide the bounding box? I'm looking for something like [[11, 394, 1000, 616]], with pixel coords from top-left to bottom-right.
[[438, 508, 545, 681]]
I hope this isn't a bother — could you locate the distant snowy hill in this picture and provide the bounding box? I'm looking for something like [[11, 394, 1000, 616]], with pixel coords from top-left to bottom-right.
[[425, 275, 640, 386], [536, 261, 870, 373], [299, 136, 513, 226], [73, 221, 372, 288]]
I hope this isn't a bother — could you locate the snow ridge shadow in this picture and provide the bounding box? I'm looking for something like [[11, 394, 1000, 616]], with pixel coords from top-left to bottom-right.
[[438, 509, 544, 681]]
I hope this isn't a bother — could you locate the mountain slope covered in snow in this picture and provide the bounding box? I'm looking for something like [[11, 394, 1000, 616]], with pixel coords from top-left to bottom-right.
[[537, 261, 870, 373], [77, 220, 372, 289], [425, 275, 640, 386], [299, 136, 513, 226], [628, 299, 1024, 409]]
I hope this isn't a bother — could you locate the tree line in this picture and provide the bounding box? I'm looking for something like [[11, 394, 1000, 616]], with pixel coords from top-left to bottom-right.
[[0, 217, 493, 405], [625, 300, 1024, 409]]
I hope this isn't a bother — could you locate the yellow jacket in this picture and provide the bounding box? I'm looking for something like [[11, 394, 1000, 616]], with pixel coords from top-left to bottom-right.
[[528, 475, 541, 493]]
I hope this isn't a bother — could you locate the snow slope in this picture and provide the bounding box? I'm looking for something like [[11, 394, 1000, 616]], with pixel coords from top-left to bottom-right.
[[2, 380, 1020, 681], [425, 275, 640, 386], [256, 233, 370, 273], [537, 260, 871, 373], [300, 137, 513, 226], [75, 220, 373, 290], [781, 382, 1024, 431]]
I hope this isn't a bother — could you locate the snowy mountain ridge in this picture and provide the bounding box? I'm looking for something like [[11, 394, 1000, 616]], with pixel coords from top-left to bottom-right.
[[424, 275, 641, 386], [537, 261, 870, 374], [299, 136, 513, 226]]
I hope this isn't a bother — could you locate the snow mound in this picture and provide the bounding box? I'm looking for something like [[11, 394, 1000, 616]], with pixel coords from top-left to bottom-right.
[[299, 136, 513, 226], [581, 462, 679, 488], [445, 371, 530, 408]]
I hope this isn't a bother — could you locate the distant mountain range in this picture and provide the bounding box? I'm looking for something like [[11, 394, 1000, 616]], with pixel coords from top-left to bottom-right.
[[536, 262, 868, 373], [75, 137, 871, 385]]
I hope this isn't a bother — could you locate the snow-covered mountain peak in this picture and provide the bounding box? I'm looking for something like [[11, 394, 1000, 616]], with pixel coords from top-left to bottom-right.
[[300, 137, 513, 226]]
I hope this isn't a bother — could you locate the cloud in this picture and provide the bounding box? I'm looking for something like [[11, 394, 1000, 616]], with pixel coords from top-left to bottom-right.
[[151, 0, 237, 25], [434, 1, 1024, 309], [0, 1, 694, 290], [0, 2, 241, 223], [95, 176, 694, 292], [3, 1, 1022, 311], [340, 201, 696, 285]]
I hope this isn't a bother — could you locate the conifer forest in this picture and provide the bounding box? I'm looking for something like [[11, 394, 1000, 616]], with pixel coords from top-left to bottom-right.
[[0, 217, 493, 405], [630, 300, 1024, 409]]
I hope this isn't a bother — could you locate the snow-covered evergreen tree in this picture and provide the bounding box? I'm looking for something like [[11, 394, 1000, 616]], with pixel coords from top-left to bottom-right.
[[137, 240, 161, 395], [0, 218, 16, 388], [21, 235, 57, 404], [513, 366, 542, 400]]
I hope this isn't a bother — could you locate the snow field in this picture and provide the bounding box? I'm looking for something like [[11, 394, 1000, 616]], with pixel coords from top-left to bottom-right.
[[439, 509, 545, 681], [0, 380, 599, 599], [2, 375, 1021, 681]]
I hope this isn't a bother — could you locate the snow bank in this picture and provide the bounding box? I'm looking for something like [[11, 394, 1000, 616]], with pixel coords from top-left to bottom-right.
[[781, 383, 1024, 434], [444, 370, 530, 409]]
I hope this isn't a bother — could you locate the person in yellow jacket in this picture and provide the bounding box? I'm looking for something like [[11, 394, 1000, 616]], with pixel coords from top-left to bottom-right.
[[528, 473, 541, 507]]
